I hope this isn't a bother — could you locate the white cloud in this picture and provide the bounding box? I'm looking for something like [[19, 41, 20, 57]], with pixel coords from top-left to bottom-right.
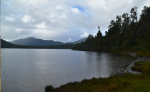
[[71, 8, 79, 13], [36, 22, 47, 29], [5, 17, 15, 22], [60, 14, 67, 19], [1, 0, 149, 42], [80, 32, 89, 37], [22, 15, 31, 23], [55, 5, 63, 10], [68, 38, 72, 41], [16, 28, 22, 32]]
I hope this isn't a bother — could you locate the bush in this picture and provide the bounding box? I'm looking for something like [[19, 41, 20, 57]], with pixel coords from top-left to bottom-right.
[[45, 85, 54, 92]]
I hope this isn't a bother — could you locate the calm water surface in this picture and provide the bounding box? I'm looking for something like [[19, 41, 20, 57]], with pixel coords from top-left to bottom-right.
[[2, 49, 136, 92]]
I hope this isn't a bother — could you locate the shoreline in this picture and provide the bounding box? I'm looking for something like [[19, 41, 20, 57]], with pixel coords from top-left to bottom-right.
[[122, 52, 150, 74], [46, 51, 150, 92]]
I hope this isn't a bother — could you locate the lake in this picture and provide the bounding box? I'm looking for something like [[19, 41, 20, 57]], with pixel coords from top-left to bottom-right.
[[1, 49, 136, 92]]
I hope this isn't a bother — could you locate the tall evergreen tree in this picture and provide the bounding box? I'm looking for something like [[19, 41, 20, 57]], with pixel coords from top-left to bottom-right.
[[130, 7, 138, 23]]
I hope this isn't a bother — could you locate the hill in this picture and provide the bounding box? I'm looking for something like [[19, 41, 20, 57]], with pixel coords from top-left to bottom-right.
[[9, 37, 86, 46], [1, 39, 74, 49], [9, 37, 64, 46], [71, 38, 86, 44], [66, 38, 86, 44], [1, 39, 24, 48]]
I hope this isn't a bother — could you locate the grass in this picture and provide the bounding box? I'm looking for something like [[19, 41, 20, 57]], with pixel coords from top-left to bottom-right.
[[132, 61, 150, 75], [46, 61, 150, 92]]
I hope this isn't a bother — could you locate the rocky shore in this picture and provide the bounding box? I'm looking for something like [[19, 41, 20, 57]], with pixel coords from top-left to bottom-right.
[[123, 52, 150, 74]]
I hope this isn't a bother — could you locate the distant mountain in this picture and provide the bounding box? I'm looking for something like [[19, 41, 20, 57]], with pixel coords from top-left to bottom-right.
[[1, 39, 74, 49], [1, 39, 24, 48], [66, 38, 86, 44], [9, 37, 64, 46], [71, 38, 86, 44], [9, 37, 86, 46]]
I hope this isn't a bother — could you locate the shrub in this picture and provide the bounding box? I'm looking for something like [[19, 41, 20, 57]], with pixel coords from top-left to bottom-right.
[[45, 85, 54, 92]]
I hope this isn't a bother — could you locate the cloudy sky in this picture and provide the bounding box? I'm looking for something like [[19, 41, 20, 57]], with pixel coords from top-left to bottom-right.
[[1, 0, 150, 42]]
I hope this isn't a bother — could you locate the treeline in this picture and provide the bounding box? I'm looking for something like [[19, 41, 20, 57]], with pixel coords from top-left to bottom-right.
[[73, 6, 150, 56], [1, 39, 74, 49]]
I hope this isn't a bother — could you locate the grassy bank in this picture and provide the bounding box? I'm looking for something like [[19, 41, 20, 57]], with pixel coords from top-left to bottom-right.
[[45, 61, 150, 92], [112, 48, 150, 57]]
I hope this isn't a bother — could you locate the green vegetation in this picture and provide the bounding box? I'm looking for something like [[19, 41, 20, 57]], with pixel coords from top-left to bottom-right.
[[46, 61, 150, 92], [73, 6, 150, 56], [44, 6, 150, 92], [45, 85, 54, 92], [132, 61, 150, 74]]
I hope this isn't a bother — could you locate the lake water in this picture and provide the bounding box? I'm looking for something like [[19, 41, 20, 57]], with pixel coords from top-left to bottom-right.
[[2, 49, 136, 92]]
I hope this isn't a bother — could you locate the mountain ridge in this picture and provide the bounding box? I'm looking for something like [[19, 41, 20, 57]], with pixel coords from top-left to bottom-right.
[[1, 39, 75, 49], [9, 37, 86, 46]]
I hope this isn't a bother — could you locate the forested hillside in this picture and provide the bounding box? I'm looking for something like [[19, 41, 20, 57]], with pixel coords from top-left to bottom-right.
[[10, 37, 64, 46], [1, 39, 74, 49], [73, 6, 150, 56]]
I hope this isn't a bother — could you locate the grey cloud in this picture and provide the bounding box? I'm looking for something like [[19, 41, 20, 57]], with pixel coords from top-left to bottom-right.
[[1, 0, 149, 42]]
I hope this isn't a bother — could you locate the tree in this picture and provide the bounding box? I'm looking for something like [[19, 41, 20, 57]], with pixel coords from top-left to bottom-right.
[[116, 15, 122, 26], [108, 20, 115, 29], [130, 7, 138, 23], [122, 13, 130, 33], [96, 26, 102, 38], [73, 6, 150, 53], [105, 31, 108, 36], [140, 6, 150, 25]]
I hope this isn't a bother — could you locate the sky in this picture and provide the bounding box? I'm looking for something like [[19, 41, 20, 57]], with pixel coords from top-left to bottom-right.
[[1, 0, 150, 42]]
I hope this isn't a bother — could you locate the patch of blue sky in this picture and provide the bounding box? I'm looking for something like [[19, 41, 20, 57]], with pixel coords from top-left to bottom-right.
[[73, 5, 86, 12], [84, 13, 92, 19], [12, 11, 18, 15], [84, 12, 91, 16], [73, 5, 89, 13], [4, 2, 11, 7], [72, 5, 91, 19], [11, 9, 25, 16]]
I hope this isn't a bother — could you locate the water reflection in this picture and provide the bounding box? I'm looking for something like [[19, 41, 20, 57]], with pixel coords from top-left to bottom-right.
[[98, 53, 111, 77], [2, 49, 136, 92], [84, 52, 111, 78]]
